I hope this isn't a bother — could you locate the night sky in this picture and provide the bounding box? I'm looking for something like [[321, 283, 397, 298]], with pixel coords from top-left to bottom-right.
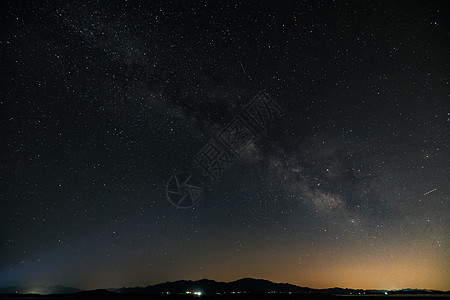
[[1, 0, 449, 292]]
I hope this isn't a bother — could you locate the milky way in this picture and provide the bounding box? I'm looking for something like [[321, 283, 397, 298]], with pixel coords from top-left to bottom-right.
[[1, 0, 449, 291]]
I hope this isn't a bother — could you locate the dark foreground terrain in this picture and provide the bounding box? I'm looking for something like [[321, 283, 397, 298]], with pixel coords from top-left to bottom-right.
[[1, 291, 449, 300]]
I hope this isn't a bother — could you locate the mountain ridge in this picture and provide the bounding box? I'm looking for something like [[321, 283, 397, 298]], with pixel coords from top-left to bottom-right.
[[112, 278, 448, 296], [2, 278, 449, 296]]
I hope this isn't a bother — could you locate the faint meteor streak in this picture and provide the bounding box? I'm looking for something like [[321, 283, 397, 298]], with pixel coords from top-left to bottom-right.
[[239, 60, 247, 75], [423, 188, 437, 195]]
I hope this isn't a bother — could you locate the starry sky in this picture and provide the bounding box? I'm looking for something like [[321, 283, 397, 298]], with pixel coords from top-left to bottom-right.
[[1, 0, 449, 292]]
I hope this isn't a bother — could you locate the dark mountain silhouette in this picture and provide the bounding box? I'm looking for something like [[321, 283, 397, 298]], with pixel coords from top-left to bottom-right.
[[227, 278, 311, 293], [111, 278, 449, 296], [2, 278, 449, 297], [113, 278, 312, 295]]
